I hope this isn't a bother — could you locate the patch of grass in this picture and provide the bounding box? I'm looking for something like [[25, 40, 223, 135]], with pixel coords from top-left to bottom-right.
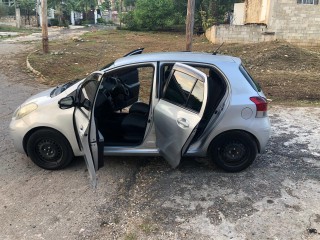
[[139, 222, 158, 235], [124, 232, 137, 240], [0, 24, 40, 33], [28, 29, 320, 105]]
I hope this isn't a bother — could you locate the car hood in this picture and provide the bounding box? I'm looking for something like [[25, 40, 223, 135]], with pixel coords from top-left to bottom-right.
[[22, 87, 56, 106]]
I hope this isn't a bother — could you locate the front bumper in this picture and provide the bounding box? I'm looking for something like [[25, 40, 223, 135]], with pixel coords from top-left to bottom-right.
[[9, 118, 29, 154]]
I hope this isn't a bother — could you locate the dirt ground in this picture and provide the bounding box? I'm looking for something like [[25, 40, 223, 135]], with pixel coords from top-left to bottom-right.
[[25, 29, 320, 105], [0, 29, 320, 240]]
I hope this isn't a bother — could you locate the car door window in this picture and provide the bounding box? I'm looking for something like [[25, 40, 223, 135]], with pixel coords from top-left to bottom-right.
[[163, 70, 204, 113], [186, 80, 204, 113], [78, 73, 101, 114]]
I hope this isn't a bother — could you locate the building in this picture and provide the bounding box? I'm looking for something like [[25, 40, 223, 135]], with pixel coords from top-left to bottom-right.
[[206, 0, 320, 46]]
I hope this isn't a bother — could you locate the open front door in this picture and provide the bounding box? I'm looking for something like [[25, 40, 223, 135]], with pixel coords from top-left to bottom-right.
[[154, 63, 208, 168], [74, 73, 104, 187]]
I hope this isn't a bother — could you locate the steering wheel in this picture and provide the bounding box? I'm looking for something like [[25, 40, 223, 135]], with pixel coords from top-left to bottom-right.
[[111, 77, 129, 96]]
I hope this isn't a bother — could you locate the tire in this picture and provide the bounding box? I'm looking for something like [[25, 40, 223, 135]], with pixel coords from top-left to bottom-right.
[[209, 131, 258, 172], [26, 129, 74, 170]]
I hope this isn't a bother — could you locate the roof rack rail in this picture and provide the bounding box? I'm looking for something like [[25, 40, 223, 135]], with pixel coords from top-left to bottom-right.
[[123, 48, 144, 57]]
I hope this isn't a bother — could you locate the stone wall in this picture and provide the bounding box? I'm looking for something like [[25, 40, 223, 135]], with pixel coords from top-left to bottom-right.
[[206, 0, 320, 46], [0, 16, 16, 26], [268, 0, 320, 46], [0, 15, 38, 27], [205, 24, 275, 44]]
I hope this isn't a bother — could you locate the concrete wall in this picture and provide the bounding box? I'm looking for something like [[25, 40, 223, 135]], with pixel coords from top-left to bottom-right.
[[233, 3, 245, 25], [0, 15, 38, 27], [206, 0, 320, 46], [206, 24, 275, 44], [268, 0, 320, 46], [246, 0, 262, 23], [245, 0, 271, 24]]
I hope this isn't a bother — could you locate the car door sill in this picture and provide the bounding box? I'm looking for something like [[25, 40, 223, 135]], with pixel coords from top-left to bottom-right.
[[104, 147, 160, 156]]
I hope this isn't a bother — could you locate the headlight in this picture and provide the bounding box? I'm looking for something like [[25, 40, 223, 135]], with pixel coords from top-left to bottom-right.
[[13, 103, 38, 120]]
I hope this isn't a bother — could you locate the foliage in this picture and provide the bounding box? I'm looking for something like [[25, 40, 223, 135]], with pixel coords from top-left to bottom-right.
[[198, 10, 215, 30], [124, 0, 135, 7], [197, 0, 243, 29], [49, 18, 59, 26], [19, 0, 36, 24], [122, 0, 242, 31], [100, 1, 111, 10], [48, 0, 98, 21], [19, 0, 35, 13], [124, 0, 176, 30], [97, 17, 107, 24], [0, 3, 8, 18]]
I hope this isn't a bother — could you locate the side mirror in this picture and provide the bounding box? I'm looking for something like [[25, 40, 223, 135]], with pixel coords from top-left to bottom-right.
[[82, 99, 91, 110], [58, 96, 75, 109]]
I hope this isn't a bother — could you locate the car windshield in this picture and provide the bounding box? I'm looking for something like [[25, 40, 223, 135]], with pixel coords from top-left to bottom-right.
[[99, 61, 114, 71], [50, 78, 82, 97]]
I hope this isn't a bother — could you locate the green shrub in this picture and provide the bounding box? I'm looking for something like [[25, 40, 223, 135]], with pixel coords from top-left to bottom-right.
[[97, 17, 107, 24], [123, 0, 176, 31], [0, 3, 8, 17], [49, 18, 59, 26]]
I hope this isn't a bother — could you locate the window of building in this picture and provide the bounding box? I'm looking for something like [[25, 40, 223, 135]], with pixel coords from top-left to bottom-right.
[[297, 0, 319, 4]]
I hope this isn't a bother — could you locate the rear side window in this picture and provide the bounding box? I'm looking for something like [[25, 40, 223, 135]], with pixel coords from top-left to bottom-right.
[[163, 70, 204, 113], [240, 65, 261, 92]]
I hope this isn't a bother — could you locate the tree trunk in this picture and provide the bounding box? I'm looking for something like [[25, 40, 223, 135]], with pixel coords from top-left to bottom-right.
[[15, 7, 21, 28], [42, 0, 49, 53], [186, 0, 195, 51]]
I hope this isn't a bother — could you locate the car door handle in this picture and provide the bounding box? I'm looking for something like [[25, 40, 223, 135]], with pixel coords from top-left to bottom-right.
[[177, 118, 189, 128]]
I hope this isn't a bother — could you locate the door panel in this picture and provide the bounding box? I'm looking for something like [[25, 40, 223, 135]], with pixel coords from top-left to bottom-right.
[[74, 108, 97, 187], [154, 100, 201, 168], [73, 72, 103, 187], [154, 63, 208, 168]]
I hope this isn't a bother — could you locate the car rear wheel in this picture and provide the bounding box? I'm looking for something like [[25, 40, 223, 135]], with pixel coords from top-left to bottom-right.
[[26, 129, 73, 170], [209, 131, 258, 172]]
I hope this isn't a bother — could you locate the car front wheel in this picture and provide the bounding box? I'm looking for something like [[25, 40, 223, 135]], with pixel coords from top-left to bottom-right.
[[209, 131, 258, 172], [26, 129, 73, 170]]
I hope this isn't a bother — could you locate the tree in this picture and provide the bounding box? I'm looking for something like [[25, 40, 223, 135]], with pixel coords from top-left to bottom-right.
[[19, 0, 35, 25], [124, 0, 175, 30], [101, 0, 110, 10], [124, 0, 135, 7], [0, 3, 9, 18], [197, 0, 243, 29]]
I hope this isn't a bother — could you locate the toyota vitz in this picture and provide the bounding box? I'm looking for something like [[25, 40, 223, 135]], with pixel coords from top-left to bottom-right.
[[10, 49, 270, 186]]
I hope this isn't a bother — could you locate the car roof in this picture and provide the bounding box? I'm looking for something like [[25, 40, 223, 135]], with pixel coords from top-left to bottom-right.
[[113, 52, 241, 67]]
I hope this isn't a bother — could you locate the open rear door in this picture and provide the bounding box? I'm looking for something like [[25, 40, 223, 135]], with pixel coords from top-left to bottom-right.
[[154, 63, 208, 168], [74, 73, 104, 187]]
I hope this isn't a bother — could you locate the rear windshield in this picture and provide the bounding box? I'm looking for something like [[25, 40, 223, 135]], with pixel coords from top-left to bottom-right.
[[239, 65, 261, 92]]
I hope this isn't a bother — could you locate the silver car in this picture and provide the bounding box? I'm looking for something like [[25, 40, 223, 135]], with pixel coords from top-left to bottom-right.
[[10, 50, 270, 186]]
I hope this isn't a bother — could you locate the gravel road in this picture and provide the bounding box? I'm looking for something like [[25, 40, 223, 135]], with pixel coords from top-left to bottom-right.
[[0, 40, 320, 240]]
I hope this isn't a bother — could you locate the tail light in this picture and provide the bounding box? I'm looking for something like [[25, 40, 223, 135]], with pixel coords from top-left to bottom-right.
[[250, 97, 268, 118]]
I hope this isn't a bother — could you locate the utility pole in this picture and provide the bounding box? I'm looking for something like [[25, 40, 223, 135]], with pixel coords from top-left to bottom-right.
[[41, 0, 49, 53], [186, 0, 195, 51]]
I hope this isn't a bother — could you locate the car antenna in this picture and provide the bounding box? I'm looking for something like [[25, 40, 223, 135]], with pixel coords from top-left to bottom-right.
[[212, 42, 224, 55]]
